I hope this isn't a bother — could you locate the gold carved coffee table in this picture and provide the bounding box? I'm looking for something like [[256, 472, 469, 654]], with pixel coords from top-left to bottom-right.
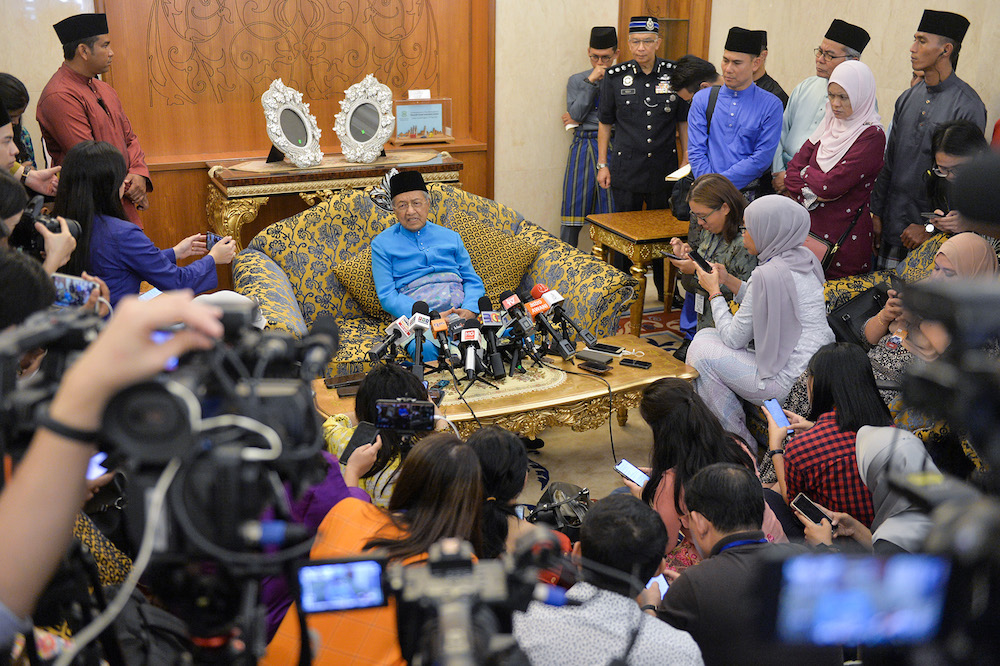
[[587, 210, 689, 337], [312, 335, 696, 439]]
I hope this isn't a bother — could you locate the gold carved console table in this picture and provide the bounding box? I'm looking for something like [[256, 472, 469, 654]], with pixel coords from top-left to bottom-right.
[[206, 151, 463, 249]]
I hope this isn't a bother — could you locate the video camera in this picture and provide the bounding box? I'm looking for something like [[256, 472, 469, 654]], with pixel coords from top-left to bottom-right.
[[0, 301, 339, 661], [6, 195, 81, 258]]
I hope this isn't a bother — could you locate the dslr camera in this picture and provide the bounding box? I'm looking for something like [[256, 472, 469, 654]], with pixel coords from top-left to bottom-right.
[[7, 195, 81, 258]]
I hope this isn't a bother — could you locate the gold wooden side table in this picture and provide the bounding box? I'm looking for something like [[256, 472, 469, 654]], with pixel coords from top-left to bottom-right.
[[587, 210, 690, 337]]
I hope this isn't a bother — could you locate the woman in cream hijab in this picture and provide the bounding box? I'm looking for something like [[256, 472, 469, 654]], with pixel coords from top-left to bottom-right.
[[784, 59, 884, 279], [688, 195, 834, 447]]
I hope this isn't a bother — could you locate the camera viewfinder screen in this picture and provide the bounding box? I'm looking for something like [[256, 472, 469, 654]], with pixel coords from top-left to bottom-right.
[[776, 553, 950, 645], [298, 559, 386, 613], [374, 400, 435, 431]]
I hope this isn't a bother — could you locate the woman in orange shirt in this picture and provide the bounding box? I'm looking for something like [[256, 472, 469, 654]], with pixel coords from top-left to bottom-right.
[[263, 433, 483, 665]]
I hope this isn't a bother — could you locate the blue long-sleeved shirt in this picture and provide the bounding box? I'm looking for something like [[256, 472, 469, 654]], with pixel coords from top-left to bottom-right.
[[370, 221, 485, 320], [88, 214, 218, 305], [688, 83, 783, 190]]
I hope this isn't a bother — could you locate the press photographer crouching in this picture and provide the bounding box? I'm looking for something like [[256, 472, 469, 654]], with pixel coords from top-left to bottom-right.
[[0, 170, 78, 276]]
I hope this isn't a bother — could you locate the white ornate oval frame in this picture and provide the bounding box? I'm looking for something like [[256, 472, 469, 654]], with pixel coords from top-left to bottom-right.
[[261, 79, 323, 168], [334, 74, 395, 164]]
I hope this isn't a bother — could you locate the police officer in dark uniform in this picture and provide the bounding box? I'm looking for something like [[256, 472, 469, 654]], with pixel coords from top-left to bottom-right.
[[596, 16, 687, 300]]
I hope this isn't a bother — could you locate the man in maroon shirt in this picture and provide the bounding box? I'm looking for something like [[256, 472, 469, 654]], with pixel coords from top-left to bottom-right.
[[37, 13, 152, 228]]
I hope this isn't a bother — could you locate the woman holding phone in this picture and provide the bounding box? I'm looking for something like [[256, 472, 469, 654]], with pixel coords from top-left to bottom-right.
[[762, 343, 893, 533], [667, 174, 758, 359], [687, 195, 834, 447], [53, 141, 236, 304]]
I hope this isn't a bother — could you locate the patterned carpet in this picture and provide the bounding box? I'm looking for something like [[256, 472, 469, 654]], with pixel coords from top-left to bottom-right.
[[615, 304, 685, 353]]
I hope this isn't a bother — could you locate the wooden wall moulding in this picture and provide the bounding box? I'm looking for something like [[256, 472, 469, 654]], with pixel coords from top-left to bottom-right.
[[616, 0, 713, 61]]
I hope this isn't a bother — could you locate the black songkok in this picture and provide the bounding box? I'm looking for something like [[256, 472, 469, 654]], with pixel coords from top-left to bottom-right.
[[389, 171, 428, 199], [725, 27, 762, 56], [825, 19, 871, 53], [917, 10, 970, 43], [590, 26, 618, 50], [53, 13, 109, 45]]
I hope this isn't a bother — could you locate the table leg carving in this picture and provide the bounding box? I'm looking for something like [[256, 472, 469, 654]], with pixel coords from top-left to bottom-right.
[[591, 241, 605, 263], [629, 262, 648, 337], [206, 185, 269, 251]]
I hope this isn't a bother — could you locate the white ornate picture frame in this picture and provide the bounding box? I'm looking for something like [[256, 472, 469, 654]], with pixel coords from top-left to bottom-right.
[[334, 74, 395, 164], [261, 79, 323, 168]]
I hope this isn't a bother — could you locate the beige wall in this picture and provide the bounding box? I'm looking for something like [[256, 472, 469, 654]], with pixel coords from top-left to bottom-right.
[[0, 0, 96, 164], [494, 0, 619, 241], [707, 1, 998, 129], [494, 1, 998, 239]]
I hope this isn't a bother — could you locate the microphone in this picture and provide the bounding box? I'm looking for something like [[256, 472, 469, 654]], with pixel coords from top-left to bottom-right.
[[459, 319, 484, 381], [300, 313, 340, 379], [478, 296, 507, 380], [409, 301, 431, 380], [499, 289, 535, 336], [531, 284, 599, 348], [429, 310, 453, 364], [367, 315, 415, 362], [525, 297, 576, 359]]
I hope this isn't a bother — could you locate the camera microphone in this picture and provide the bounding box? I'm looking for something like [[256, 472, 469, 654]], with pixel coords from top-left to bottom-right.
[[300, 314, 339, 379], [531, 283, 599, 348]]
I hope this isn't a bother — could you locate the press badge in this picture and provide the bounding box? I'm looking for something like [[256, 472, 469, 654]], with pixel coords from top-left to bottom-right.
[[695, 293, 706, 315]]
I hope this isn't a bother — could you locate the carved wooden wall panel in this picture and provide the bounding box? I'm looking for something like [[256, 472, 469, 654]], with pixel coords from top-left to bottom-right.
[[94, 0, 494, 289]]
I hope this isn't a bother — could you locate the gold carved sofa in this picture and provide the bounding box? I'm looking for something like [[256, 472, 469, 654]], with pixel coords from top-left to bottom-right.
[[231, 184, 638, 370]]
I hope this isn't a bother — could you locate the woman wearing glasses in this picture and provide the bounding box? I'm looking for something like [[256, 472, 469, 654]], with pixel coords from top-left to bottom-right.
[[784, 60, 884, 279], [925, 119, 990, 236], [687, 195, 834, 447], [667, 174, 757, 354]]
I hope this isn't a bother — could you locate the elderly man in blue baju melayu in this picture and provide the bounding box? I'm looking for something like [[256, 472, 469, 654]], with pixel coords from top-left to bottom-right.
[[370, 170, 486, 360]]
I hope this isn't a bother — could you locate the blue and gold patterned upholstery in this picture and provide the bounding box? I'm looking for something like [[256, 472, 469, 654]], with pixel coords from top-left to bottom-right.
[[232, 184, 638, 371]]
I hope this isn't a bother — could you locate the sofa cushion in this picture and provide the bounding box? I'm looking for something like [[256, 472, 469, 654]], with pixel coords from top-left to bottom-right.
[[896, 232, 948, 283], [332, 247, 390, 320], [444, 210, 538, 305], [334, 210, 538, 318]]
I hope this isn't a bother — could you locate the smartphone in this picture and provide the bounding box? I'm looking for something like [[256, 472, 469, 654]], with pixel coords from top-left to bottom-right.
[[374, 399, 436, 431], [579, 360, 611, 374], [920, 212, 939, 219], [763, 399, 791, 428], [324, 372, 366, 389], [298, 557, 389, 613], [52, 273, 97, 308], [339, 421, 378, 465], [646, 573, 670, 599], [791, 493, 830, 525], [206, 232, 224, 250], [588, 342, 624, 356], [661, 251, 685, 261], [615, 459, 650, 486], [619, 358, 652, 369], [86, 452, 109, 480], [687, 248, 713, 273]]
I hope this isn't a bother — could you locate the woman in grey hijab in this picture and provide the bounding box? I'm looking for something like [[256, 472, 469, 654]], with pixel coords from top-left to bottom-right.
[[798, 426, 937, 553], [686, 195, 834, 446]]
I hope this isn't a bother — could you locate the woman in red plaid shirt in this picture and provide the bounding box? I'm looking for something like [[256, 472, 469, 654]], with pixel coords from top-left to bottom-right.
[[762, 342, 893, 528]]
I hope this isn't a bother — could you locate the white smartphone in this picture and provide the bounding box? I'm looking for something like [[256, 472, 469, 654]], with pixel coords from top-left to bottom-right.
[[646, 573, 669, 599], [615, 459, 650, 486]]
